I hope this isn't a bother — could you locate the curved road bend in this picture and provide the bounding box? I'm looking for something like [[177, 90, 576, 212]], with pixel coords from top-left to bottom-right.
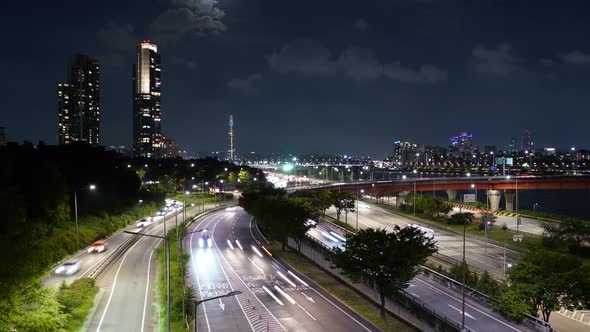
[[185, 207, 379, 332]]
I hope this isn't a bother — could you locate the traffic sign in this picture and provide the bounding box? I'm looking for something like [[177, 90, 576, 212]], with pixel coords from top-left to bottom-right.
[[513, 234, 524, 242], [463, 194, 476, 203], [517, 217, 522, 226]]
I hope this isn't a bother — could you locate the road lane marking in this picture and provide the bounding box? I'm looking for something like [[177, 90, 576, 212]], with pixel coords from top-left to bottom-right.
[[227, 239, 235, 250], [262, 286, 284, 305], [96, 236, 145, 332], [235, 240, 244, 251], [296, 302, 317, 320], [415, 278, 522, 331], [247, 257, 265, 274], [277, 271, 297, 288], [301, 292, 315, 303], [190, 221, 213, 332], [141, 238, 162, 332], [274, 285, 296, 304], [287, 270, 309, 287], [448, 304, 476, 320], [251, 245, 264, 258], [213, 215, 287, 331]]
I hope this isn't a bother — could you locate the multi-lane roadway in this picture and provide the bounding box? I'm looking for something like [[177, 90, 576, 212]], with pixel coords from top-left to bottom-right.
[[325, 202, 520, 279], [185, 207, 379, 332]]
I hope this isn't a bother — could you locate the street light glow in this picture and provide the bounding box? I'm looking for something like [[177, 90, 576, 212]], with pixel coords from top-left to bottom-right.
[[89, 184, 96, 190]]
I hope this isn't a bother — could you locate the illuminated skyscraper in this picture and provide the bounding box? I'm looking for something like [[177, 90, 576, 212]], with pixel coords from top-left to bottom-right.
[[57, 55, 100, 145], [133, 40, 162, 158]]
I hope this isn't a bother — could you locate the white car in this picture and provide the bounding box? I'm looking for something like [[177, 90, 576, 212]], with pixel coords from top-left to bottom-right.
[[304, 219, 317, 227], [54, 260, 81, 276], [136, 218, 152, 228]]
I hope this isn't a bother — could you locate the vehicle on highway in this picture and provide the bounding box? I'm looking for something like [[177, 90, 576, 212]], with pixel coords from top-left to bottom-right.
[[304, 219, 317, 227], [408, 224, 435, 240], [157, 210, 166, 216], [136, 217, 152, 228], [54, 260, 81, 276], [198, 231, 213, 248], [87, 240, 108, 253]]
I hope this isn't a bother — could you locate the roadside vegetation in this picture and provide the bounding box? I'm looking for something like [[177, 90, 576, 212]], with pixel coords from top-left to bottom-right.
[[156, 224, 194, 332], [56, 278, 99, 331]]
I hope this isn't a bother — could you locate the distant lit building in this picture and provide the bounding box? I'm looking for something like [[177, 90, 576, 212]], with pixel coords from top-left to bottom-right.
[[449, 131, 472, 157], [522, 129, 534, 153], [508, 137, 517, 154], [161, 136, 179, 158], [544, 147, 557, 156], [484, 145, 497, 154], [57, 54, 100, 145], [133, 40, 162, 158], [393, 141, 419, 165]]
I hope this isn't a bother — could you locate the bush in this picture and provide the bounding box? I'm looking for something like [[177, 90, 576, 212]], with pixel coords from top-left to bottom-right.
[[56, 278, 99, 331], [447, 212, 475, 225], [497, 289, 534, 322]]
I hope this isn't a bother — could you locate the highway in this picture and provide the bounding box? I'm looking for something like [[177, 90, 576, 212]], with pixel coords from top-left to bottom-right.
[[305, 217, 530, 332], [325, 202, 520, 279], [185, 207, 379, 332], [81, 205, 214, 332]]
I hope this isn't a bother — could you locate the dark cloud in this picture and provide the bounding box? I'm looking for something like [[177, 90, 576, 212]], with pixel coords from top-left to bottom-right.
[[353, 18, 369, 31], [97, 22, 136, 52], [170, 56, 197, 70], [267, 39, 446, 83], [560, 50, 590, 65], [471, 43, 522, 76], [227, 73, 262, 93], [151, 8, 226, 40], [171, 0, 225, 19]]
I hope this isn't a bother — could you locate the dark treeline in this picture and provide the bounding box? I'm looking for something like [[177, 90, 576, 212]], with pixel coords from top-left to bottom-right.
[[0, 142, 160, 296]]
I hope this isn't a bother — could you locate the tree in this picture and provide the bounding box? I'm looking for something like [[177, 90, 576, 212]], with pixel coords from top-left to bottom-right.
[[498, 289, 535, 322], [330, 191, 356, 222], [448, 212, 475, 225], [332, 226, 437, 316], [507, 246, 590, 322], [542, 220, 590, 253], [238, 170, 251, 184], [227, 171, 238, 184]]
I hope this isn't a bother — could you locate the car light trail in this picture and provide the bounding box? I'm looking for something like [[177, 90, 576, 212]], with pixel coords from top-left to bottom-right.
[[235, 240, 244, 251], [226, 239, 234, 250], [262, 286, 284, 305], [261, 245, 273, 257], [329, 231, 346, 242], [277, 271, 297, 288], [320, 231, 339, 242], [288, 270, 309, 287], [274, 285, 296, 304], [252, 245, 264, 258]]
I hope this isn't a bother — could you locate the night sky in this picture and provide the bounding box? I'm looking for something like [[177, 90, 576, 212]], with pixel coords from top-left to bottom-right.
[[2, 0, 590, 158]]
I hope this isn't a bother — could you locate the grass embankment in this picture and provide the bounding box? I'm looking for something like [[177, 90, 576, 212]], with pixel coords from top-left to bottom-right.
[[367, 200, 541, 250], [169, 191, 218, 207], [56, 278, 99, 331], [323, 214, 357, 232], [269, 242, 413, 332], [156, 225, 193, 332]]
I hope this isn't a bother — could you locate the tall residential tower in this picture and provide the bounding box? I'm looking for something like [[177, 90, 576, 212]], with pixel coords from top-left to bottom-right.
[[57, 54, 100, 145], [228, 114, 235, 161], [133, 40, 162, 158]]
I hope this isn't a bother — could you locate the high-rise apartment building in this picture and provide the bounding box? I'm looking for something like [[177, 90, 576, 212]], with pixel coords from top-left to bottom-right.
[[57, 55, 100, 145], [393, 140, 419, 165], [522, 129, 534, 152], [133, 40, 162, 158], [449, 131, 473, 157]]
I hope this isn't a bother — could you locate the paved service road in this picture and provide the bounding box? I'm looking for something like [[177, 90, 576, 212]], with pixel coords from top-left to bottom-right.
[[326, 202, 520, 279], [185, 207, 379, 332]]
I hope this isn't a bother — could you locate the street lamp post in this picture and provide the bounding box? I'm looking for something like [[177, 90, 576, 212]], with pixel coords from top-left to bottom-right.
[[356, 189, 364, 230], [194, 291, 242, 332], [74, 184, 96, 251]]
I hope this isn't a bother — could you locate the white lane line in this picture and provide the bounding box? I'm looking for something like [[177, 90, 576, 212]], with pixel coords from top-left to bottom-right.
[[247, 257, 265, 274], [274, 285, 296, 304], [277, 271, 297, 288], [272, 258, 372, 332], [235, 240, 244, 251], [141, 238, 162, 332], [96, 236, 145, 332], [287, 270, 309, 287], [296, 303, 317, 321], [415, 278, 521, 331], [226, 239, 235, 250], [448, 304, 476, 320], [262, 286, 284, 305], [251, 245, 264, 258], [208, 221, 256, 332], [213, 216, 287, 331]]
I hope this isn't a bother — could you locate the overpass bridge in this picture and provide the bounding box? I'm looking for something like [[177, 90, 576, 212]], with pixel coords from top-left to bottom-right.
[[294, 175, 590, 211]]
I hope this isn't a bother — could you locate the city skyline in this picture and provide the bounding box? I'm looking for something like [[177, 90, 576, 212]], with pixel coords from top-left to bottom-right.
[[3, 0, 590, 157]]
